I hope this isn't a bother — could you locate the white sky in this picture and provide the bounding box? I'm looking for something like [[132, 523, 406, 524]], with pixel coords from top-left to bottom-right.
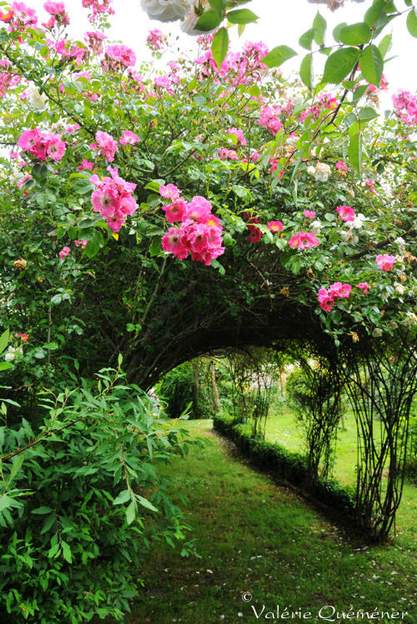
[[28, 0, 417, 97]]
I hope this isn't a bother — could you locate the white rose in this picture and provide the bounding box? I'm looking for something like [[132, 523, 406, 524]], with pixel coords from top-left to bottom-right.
[[395, 283, 405, 295], [141, 0, 192, 22], [314, 162, 331, 182], [25, 84, 47, 110], [311, 220, 322, 231], [307, 165, 316, 177], [351, 213, 366, 229]]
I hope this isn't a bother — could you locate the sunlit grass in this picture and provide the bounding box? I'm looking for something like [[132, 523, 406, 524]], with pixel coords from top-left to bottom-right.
[[131, 420, 417, 624]]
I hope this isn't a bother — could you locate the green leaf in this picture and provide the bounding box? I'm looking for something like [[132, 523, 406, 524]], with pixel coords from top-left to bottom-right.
[[407, 9, 417, 37], [364, 0, 384, 26], [211, 27, 229, 68], [300, 54, 313, 90], [32, 506, 53, 515], [137, 495, 158, 513], [323, 47, 359, 84], [61, 540, 72, 564], [299, 28, 314, 50], [338, 22, 371, 45], [262, 45, 297, 69], [113, 489, 131, 505], [209, 0, 224, 12], [0, 329, 9, 355], [32, 163, 48, 184], [359, 45, 383, 86], [333, 22, 347, 42], [126, 501, 136, 525], [0, 362, 13, 371], [348, 127, 362, 173], [358, 106, 378, 122], [313, 12, 326, 46], [378, 33, 392, 58], [195, 9, 222, 32], [227, 8, 258, 24]]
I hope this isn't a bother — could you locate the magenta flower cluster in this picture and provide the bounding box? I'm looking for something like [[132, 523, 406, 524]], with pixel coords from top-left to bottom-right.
[[18, 128, 66, 161], [91, 167, 138, 232], [160, 185, 225, 266]]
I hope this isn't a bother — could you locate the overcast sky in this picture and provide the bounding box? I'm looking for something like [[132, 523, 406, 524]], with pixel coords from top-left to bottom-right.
[[29, 0, 416, 98]]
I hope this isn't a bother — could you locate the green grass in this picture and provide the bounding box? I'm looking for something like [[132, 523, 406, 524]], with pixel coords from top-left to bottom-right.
[[265, 405, 417, 549], [131, 420, 417, 623]]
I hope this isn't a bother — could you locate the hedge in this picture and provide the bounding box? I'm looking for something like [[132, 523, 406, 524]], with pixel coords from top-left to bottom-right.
[[213, 414, 356, 522]]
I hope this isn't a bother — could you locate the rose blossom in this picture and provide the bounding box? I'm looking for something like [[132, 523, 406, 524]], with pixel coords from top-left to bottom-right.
[[376, 254, 396, 272], [336, 205, 355, 222]]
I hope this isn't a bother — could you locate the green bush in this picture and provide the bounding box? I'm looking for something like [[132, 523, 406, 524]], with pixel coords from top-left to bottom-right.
[[0, 366, 192, 623], [157, 360, 213, 420]]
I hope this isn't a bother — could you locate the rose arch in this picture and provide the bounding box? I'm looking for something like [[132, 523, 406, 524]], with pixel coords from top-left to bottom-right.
[[1, 0, 417, 545]]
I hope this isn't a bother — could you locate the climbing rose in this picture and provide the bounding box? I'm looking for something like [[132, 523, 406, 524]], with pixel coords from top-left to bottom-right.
[[147, 29, 166, 51], [44, 2, 68, 19], [160, 183, 181, 201], [227, 127, 247, 146], [392, 90, 417, 126], [357, 282, 370, 295], [162, 199, 187, 224], [335, 160, 349, 174], [259, 105, 282, 134], [95, 131, 118, 162], [161, 193, 224, 266], [317, 282, 352, 312], [90, 168, 137, 232], [74, 239, 88, 248], [185, 196, 212, 222], [16, 332, 29, 343], [288, 231, 320, 250], [303, 210, 316, 219], [376, 254, 396, 272], [59, 246, 71, 260], [18, 128, 66, 161], [105, 44, 136, 68], [218, 148, 238, 160], [336, 205, 355, 222], [267, 220, 284, 233], [247, 224, 263, 243], [120, 130, 140, 145]]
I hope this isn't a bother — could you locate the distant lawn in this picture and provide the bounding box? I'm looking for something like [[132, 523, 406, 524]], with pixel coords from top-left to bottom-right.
[[264, 405, 417, 550], [132, 420, 417, 623]]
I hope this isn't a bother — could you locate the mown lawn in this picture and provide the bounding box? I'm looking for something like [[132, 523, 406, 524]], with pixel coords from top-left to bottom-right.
[[265, 406, 417, 549], [131, 420, 417, 624]]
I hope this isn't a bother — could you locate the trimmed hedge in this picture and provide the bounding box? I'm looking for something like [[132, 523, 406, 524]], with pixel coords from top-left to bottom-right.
[[213, 415, 356, 521]]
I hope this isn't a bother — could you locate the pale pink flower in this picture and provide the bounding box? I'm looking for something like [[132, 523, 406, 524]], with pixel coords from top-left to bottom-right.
[[357, 282, 370, 295], [59, 246, 71, 260], [160, 183, 180, 201], [120, 130, 140, 145], [95, 130, 118, 162], [376, 254, 396, 272], [303, 210, 316, 219], [288, 231, 320, 250], [227, 127, 247, 146], [105, 44, 136, 69], [267, 220, 284, 233]]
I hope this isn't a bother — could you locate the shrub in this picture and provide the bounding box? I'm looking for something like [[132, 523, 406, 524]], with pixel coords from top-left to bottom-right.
[[213, 414, 355, 521], [0, 366, 192, 623]]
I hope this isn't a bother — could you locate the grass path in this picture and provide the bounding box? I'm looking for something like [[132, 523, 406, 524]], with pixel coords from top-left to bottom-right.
[[131, 420, 417, 624]]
